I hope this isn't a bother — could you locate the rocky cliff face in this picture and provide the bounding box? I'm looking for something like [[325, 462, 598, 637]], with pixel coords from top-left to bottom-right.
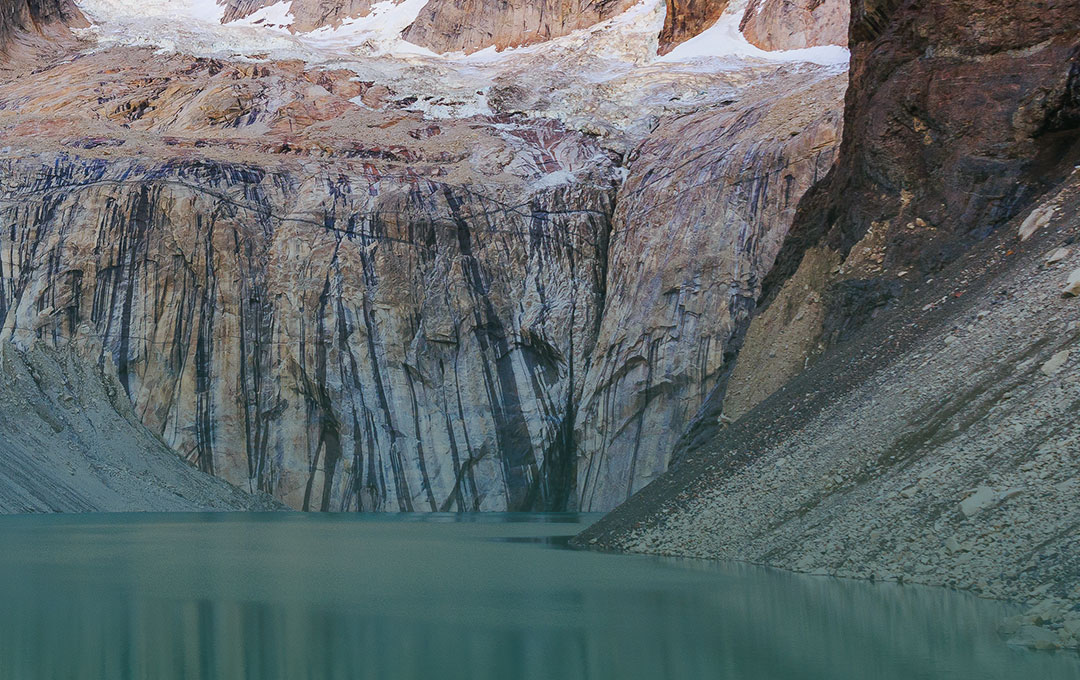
[[575, 70, 844, 509], [400, 0, 639, 54], [725, 0, 1080, 419], [657, 0, 728, 54], [578, 175, 1080, 648], [740, 0, 849, 50], [0, 0, 83, 55], [0, 49, 620, 512], [578, 0, 1080, 648], [221, 0, 379, 31], [0, 339, 283, 512], [0, 0, 850, 512]]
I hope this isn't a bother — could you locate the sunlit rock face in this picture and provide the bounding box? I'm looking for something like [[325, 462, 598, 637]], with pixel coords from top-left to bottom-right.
[[0, 50, 619, 511], [740, 0, 849, 51], [0, 0, 851, 511], [657, 0, 728, 54], [0, 0, 83, 54], [574, 70, 846, 510], [729, 0, 1080, 417], [400, 0, 639, 54], [220, 0, 380, 31]]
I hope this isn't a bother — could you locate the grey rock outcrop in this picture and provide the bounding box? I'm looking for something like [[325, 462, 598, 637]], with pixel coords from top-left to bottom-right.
[[0, 0, 853, 513], [575, 71, 845, 510], [0, 49, 620, 512]]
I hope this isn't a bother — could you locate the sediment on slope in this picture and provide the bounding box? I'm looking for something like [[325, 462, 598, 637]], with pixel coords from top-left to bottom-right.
[[577, 0, 1080, 649], [0, 341, 282, 513], [576, 169, 1080, 649]]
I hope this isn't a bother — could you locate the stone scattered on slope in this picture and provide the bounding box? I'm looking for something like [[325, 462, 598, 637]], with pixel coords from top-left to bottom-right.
[[576, 164, 1080, 652], [1041, 350, 1071, 376], [1064, 269, 1080, 297]]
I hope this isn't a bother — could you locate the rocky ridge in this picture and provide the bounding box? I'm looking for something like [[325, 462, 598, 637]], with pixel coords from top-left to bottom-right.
[[741, 0, 849, 51], [402, 0, 639, 54]]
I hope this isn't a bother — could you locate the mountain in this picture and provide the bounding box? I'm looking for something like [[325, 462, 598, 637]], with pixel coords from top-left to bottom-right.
[[576, 0, 1080, 650], [0, 0, 850, 512]]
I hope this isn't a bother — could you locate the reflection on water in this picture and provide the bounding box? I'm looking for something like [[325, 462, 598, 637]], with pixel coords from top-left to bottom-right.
[[0, 513, 1077, 680]]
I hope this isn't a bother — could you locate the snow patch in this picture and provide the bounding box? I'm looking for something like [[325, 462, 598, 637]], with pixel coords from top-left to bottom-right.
[[658, 2, 849, 66], [232, 1, 295, 30]]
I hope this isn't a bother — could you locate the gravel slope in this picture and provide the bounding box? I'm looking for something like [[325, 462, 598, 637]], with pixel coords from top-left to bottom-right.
[[0, 341, 283, 513], [575, 171, 1080, 650]]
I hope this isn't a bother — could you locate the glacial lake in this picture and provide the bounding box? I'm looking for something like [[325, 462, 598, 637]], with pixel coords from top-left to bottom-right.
[[0, 513, 1077, 680]]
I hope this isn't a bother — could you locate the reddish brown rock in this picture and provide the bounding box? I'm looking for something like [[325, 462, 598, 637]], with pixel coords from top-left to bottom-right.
[[400, 0, 638, 55], [0, 0, 84, 59], [740, 0, 849, 50], [657, 0, 729, 55]]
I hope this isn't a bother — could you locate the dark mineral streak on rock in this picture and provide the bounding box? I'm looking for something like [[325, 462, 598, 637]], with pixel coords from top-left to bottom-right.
[[1, 149, 618, 511]]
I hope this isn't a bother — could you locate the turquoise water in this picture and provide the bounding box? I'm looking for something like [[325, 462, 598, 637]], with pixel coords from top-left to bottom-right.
[[0, 513, 1077, 680]]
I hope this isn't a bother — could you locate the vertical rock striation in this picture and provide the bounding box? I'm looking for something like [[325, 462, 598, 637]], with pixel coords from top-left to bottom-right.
[[0, 147, 617, 511], [0, 48, 625, 512], [575, 72, 845, 510]]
